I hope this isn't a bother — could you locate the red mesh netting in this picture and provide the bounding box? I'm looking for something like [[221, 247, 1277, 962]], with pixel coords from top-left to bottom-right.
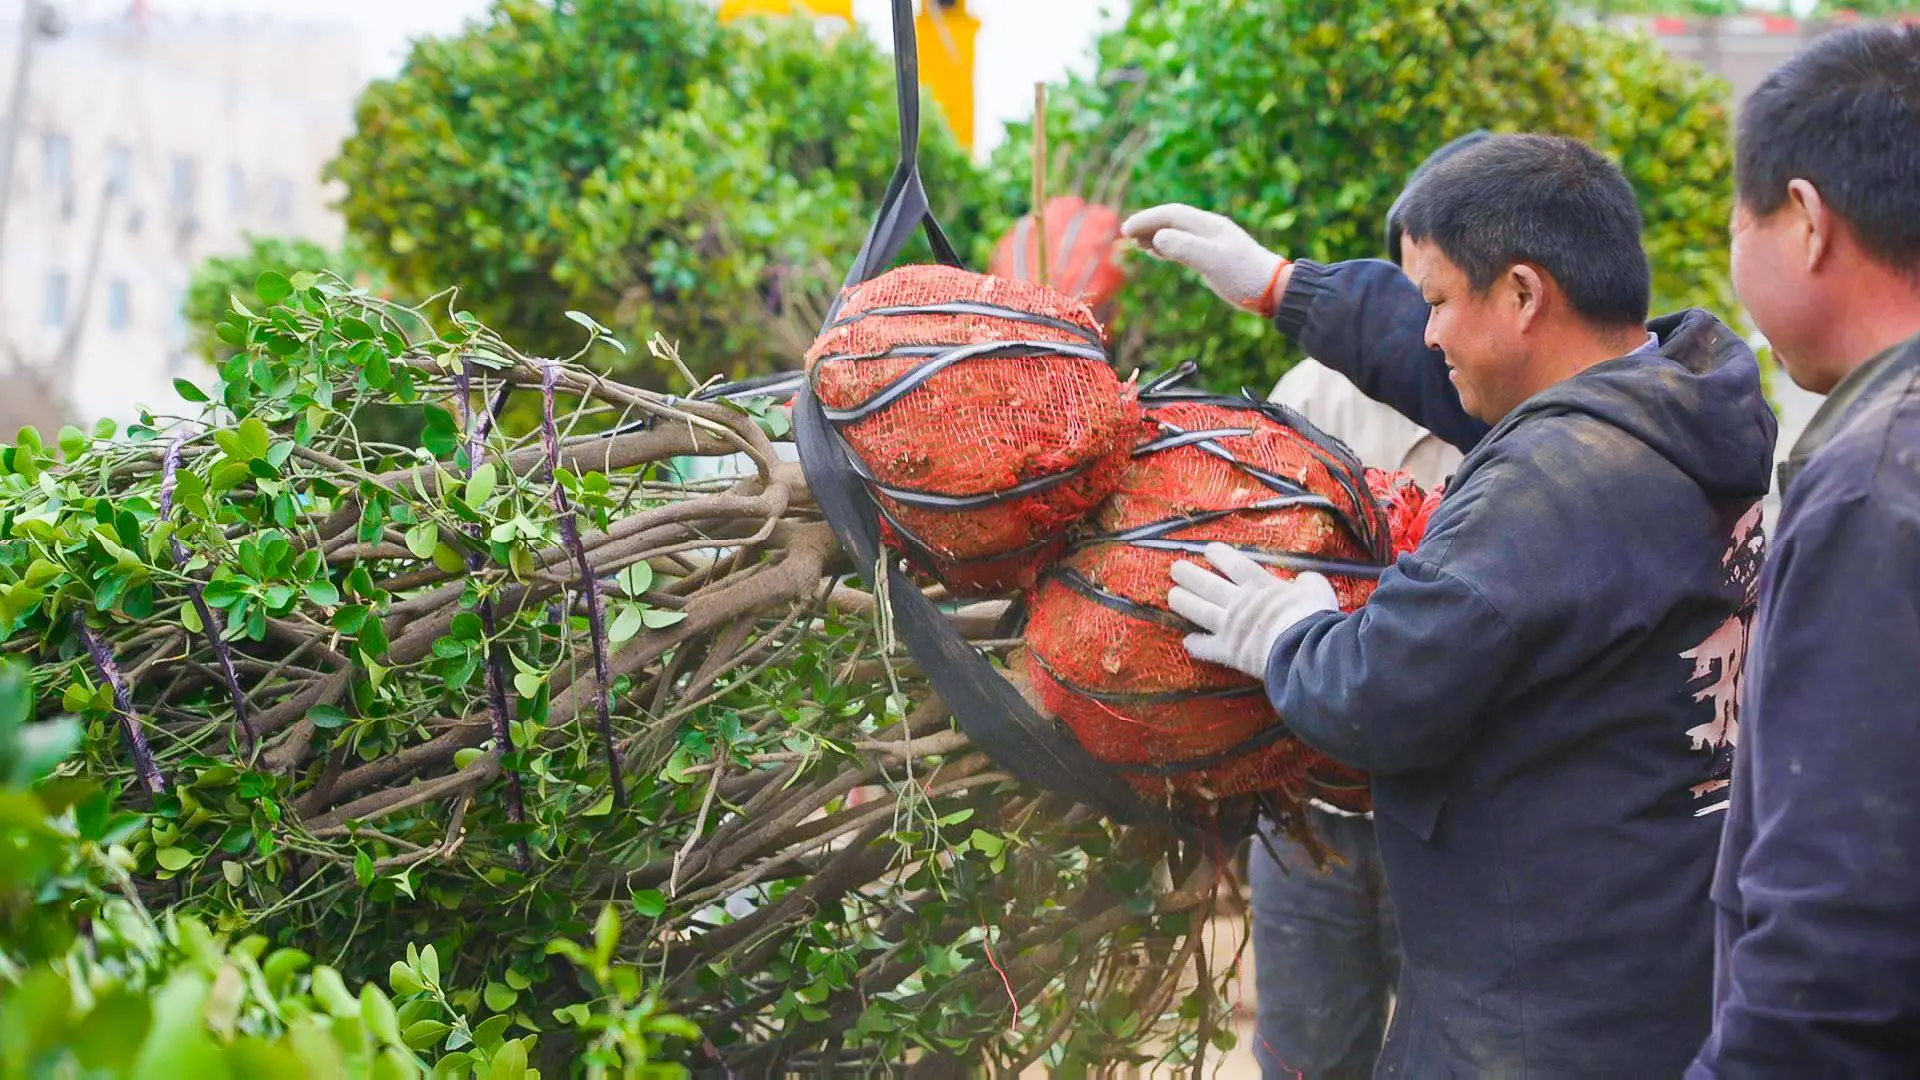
[[1024, 398, 1389, 809], [989, 196, 1129, 318], [1367, 467, 1444, 559], [805, 265, 1140, 595]]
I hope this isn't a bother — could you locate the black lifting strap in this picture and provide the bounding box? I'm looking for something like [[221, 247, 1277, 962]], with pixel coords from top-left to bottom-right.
[[792, 0, 1176, 830]]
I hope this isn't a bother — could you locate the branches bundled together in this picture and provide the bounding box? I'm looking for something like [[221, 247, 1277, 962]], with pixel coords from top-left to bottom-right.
[[0, 276, 1235, 1072]]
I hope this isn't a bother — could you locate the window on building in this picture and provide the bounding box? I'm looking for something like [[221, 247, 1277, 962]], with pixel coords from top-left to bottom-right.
[[271, 175, 293, 222], [106, 142, 132, 195], [106, 279, 131, 331], [43, 132, 70, 190], [227, 164, 245, 215], [169, 157, 196, 213], [44, 272, 68, 328]]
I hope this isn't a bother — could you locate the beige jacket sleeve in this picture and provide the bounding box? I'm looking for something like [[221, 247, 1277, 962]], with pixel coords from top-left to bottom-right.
[[1269, 358, 1463, 490]]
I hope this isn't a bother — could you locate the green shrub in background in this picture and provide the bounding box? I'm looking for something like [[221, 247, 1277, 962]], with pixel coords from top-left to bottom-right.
[[983, 0, 1735, 392], [329, 0, 984, 385], [1585, 28, 1737, 320]]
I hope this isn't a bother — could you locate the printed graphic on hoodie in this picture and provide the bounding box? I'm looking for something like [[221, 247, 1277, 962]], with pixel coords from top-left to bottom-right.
[[1682, 501, 1766, 813]]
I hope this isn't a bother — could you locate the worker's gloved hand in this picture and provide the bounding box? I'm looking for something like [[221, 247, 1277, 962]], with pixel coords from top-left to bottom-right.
[[1168, 543, 1338, 679], [1120, 205, 1292, 317]]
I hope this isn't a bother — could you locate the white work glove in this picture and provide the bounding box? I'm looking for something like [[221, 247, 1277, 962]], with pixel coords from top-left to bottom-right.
[[1168, 543, 1338, 679], [1120, 204, 1292, 317]]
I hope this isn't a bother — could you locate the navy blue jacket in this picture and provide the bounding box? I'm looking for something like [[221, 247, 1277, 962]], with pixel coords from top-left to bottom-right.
[[1690, 331, 1920, 1077], [1265, 259, 1777, 1076]]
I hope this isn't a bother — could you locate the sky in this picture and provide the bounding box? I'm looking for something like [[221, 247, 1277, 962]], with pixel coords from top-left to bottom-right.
[[76, 0, 1127, 155]]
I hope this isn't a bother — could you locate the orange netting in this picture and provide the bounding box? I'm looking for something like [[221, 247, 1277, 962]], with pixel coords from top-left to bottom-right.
[[989, 196, 1129, 319], [1367, 467, 1445, 559], [805, 265, 1140, 594], [1024, 398, 1391, 809]]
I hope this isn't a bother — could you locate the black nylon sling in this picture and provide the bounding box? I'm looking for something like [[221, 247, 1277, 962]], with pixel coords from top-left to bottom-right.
[[791, 0, 1176, 829]]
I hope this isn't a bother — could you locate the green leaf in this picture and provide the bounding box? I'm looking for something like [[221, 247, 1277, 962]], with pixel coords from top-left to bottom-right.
[[513, 671, 544, 699], [362, 983, 402, 1045], [180, 602, 204, 634], [594, 904, 620, 966], [389, 961, 426, 997], [223, 860, 245, 886], [640, 608, 688, 629], [581, 790, 614, 817], [630, 889, 666, 918], [607, 604, 644, 644], [354, 848, 375, 886], [454, 748, 485, 769], [405, 522, 439, 559], [615, 562, 653, 597], [156, 846, 195, 871], [489, 1038, 528, 1080], [255, 271, 293, 305], [58, 424, 88, 460], [483, 981, 517, 1012], [471, 1014, 510, 1052], [466, 463, 497, 507], [305, 579, 341, 606], [132, 971, 220, 1077], [419, 944, 440, 987], [311, 965, 358, 1017], [432, 543, 467, 574], [564, 310, 608, 335], [969, 829, 1005, 857], [309, 704, 350, 730], [237, 417, 271, 460], [403, 1019, 451, 1050]]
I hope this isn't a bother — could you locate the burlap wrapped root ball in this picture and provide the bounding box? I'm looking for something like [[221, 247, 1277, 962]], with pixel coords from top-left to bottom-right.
[[804, 265, 1140, 595]]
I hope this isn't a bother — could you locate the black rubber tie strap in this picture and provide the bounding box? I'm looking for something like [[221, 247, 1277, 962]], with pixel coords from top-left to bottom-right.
[[862, 461, 1096, 511], [1115, 719, 1301, 779], [817, 339, 1109, 424], [1079, 498, 1342, 549], [1133, 427, 1258, 457], [1140, 386, 1392, 562], [1045, 566, 1193, 632], [1027, 650, 1267, 706], [871, 496, 1061, 571], [829, 301, 1104, 346], [791, 0, 1176, 832], [1112, 539, 1387, 580]]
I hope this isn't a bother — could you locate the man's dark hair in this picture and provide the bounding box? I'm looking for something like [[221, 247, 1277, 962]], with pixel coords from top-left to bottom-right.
[[1737, 24, 1920, 274], [1394, 133, 1651, 327], [1386, 130, 1490, 266]]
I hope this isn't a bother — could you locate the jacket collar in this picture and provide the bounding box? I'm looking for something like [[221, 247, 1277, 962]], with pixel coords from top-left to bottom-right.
[[1779, 331, 1920, 494]]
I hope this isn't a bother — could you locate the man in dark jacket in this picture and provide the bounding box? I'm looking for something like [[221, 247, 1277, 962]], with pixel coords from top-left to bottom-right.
[[1690, 25, 1920, 1076], [1123, 134, 1776, 1075]]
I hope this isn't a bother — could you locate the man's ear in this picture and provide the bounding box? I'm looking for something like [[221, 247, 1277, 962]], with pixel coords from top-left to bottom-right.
[[1786, 178, 1829, 272], [1510, 264, 1546, 333]]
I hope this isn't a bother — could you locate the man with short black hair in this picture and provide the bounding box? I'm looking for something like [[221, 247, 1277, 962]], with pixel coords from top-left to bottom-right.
[[1124, 133, 1776, 1075], [1691, 24, 1920, 1076]]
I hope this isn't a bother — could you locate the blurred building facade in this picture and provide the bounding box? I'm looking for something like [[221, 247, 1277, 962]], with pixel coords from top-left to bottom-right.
[[0, 1, 360, 430]]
